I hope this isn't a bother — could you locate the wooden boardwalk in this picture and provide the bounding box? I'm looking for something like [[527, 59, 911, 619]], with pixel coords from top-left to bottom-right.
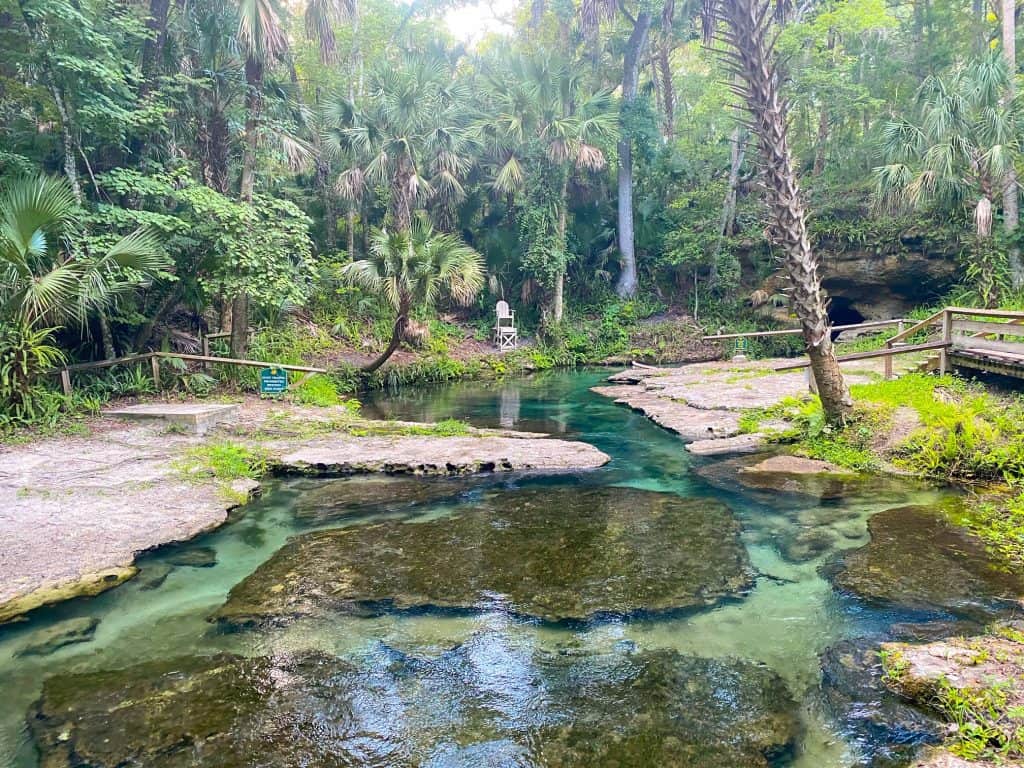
[[706, 306, 1024, 380]]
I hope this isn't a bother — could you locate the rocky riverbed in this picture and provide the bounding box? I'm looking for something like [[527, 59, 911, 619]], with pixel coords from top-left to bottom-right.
[[0, 398, 609, 624]]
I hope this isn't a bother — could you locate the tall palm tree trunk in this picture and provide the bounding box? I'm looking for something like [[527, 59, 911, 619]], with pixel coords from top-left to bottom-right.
[[615, 11, 652, 299], [233, 56, 262, 359], [710, 0, 851, 423], [1002, 0, 1023, 288]]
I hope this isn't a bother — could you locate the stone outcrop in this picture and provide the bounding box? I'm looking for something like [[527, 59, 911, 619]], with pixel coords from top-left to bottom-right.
[[29, 642, 801, 768], [824, 505, 1024, 618], [0, 400, 610, 625], [214, 486, 754, 626]]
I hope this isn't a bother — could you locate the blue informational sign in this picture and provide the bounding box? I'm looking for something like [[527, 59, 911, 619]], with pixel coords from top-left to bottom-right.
[[259, 367, 288, 395]]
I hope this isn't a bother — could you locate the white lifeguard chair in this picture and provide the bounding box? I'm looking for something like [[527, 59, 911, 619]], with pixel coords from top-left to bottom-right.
[[494, 300, 517, 350]]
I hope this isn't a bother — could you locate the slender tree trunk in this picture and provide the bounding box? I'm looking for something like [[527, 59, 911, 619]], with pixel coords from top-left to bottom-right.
[[712, 124, 748, 283], [554, 183, 568, 322], [714, 0, 852, 423], [812, 28, 835, 177], [615, 11, 653, 299], [392, 163, 414, 233], [362, 298, 409, 373], [99, 314, 116, 360], [50, 86, 82, 204], [1002, 0, 1023, 288], [140, 0, 171, 92], [233, 57, 263, 359], [658, 35, 676, 138]]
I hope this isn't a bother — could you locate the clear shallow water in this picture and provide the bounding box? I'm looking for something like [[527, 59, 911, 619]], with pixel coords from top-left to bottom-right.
[[0, 370, 962, 767]]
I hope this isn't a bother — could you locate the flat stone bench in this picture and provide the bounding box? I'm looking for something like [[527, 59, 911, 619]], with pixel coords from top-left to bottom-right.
[[102, 403, 240, 434]]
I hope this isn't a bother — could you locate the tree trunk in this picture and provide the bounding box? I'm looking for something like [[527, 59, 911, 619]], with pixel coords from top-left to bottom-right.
[[347, 208, 356, 257], [658, 35, 676, 138], [1002, 0, 1023, 287], [553, 181, 568, 322], [50, 86, 82, 204], [392, 162, 414, 233], [99, 313, 116, 360], [812, 28, 835, 177], [140, 0, 171, 93], [714, 0, 851, 424], [712, 123, 748, 285], [233, 57, 263, 359], [362, 299, 409, 373], [615, 10, 653, 299], [230, 294, 249, 358]]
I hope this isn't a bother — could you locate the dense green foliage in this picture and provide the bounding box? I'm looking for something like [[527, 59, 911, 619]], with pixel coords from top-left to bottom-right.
[[4, 0, 1024, 426]]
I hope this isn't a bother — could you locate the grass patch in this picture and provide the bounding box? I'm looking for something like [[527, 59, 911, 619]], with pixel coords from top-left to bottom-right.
[[949, 490, 1024, 568], [175, 442, 270, 482]]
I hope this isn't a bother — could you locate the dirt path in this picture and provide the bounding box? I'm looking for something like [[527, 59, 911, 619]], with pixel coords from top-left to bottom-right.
[[0, 398, 609, 623]]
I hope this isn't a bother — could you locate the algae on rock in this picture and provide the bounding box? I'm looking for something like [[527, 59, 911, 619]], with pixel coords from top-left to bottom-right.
[[215, 486, 755, 625], [823, 505, 1024, 617], [30, 642, 801, 768]]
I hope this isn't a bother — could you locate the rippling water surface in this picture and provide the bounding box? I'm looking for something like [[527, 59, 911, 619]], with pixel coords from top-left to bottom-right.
[[0, 370, 978, 767]]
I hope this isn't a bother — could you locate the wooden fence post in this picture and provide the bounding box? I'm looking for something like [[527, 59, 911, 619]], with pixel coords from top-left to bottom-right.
[[60, 369, 72, 397], [884, 344, 893, 380], [150, 354, 161, 390], [939, 309, 952, 375], [201, 334, 210, 371]]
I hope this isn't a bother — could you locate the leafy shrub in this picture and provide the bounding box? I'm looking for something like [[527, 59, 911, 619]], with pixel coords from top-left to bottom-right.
[[294, 376, 341, 407], [0, 324, 67, 429]]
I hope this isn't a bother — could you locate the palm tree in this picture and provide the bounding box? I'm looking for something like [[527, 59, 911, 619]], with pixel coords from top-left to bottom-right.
[[0, 175, 167, 332], [342, 217, 484, 373], [875, 54, 1022, 305], [476, 52, 617, 322], [703, 0, 852, 424], [231, 0, 288, 357], [326, 54, 474, 237]]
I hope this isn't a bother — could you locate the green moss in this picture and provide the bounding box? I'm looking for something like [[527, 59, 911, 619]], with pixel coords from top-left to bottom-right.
[[175, 442, 270, 482], [949, 491, 1024, 569]]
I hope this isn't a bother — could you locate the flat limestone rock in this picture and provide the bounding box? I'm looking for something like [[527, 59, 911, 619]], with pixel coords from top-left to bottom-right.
[[741, 455, 847, 475], [686, 433, 768, 456], [215, 486, 754, 625], [590, 387, 740, 442], [880, 624, 1024, 763], [276, 435, 610, 475], [819, 639, 944, 767], [29, 642, 800, 768], [290, 475, 481, 524], [824, 505, 1024, 617], [16, 617, 99, 657]]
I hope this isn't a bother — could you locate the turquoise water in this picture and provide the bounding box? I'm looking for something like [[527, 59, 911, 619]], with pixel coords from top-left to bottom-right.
[[0, 370, 963, 766]]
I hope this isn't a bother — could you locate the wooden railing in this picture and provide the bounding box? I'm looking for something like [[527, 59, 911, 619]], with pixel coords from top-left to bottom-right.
[[767, 307, 1024, 379], [702, 317, 911, 342], [55, 351, 326, 396]]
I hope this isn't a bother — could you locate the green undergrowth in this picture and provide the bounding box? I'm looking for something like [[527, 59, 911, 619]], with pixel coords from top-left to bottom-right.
[[236, 409, 474, 441], [174, 441, 270, 503], [881, 640, 1024, 762], [741, 372, 1024, 566]]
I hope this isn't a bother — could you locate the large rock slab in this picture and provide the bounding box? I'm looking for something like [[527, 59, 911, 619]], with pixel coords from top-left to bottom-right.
[[591, 387, 741, 442], [215, 486, 754, 625], [15, 617, 99, 657], [820, 639, 945, 767], [824, 505, 1024, 617], [29, 642, 801, 768], [276, 435, 610, 475], [290, 475, 483, 524], [880, 623, 1024, 764]]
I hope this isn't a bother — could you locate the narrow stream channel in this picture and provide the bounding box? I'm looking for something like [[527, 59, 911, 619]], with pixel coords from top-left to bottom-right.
[[0, 370, 981, 767]]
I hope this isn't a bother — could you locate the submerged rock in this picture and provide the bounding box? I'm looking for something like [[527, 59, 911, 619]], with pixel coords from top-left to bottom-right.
[[135, 563, 173, 590], [824, 505, 1024, 617], [820, 639, 944, 767], [291, 475, 480, 524], [29, 642, 801, 768], [167, 546, 218, 568], [16, 617, 99, 657], [215, 486, 754, 625]]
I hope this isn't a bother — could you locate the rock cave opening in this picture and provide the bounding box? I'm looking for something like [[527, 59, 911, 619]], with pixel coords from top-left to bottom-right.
[[827, 296, 865, 339]]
